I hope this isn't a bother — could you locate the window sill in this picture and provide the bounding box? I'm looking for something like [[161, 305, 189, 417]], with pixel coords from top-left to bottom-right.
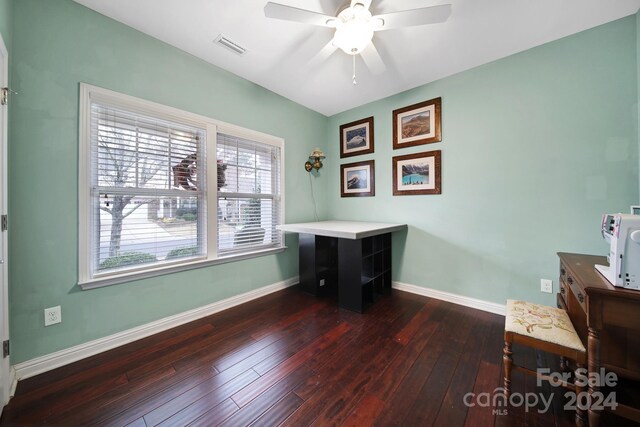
[[78, 246, 288, 290]]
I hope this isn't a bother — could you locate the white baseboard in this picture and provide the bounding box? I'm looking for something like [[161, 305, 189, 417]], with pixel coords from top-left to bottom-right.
[[8, 367, 16, 398], [13, 276, 299, 381], [392, 281, 506, 316]]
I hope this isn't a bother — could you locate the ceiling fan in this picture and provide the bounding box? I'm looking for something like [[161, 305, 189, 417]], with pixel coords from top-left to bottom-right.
[[264, 0, 452, 83]]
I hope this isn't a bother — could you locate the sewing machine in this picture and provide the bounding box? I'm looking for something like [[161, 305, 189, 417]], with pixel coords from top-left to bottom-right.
[[594, 214, 640, 290]]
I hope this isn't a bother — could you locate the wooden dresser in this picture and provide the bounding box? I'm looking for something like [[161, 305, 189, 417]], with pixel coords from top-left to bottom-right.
[[557, 252, 640, 426]]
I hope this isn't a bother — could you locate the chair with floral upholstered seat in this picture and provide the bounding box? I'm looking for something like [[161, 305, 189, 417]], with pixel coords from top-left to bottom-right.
[[504, 300, 587, 425]]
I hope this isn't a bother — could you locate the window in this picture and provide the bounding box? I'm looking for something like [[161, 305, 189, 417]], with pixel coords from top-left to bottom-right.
[[91, 104, 207, 273], [79, 84, 284, 288], [217, 134, 282, 255]]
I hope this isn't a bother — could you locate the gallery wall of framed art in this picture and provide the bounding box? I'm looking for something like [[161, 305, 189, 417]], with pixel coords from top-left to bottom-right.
[[337, 96, 443, 198], [391, 96, 443, 196]]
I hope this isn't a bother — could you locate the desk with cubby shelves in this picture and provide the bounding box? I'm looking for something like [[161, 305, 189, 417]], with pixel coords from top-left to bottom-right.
[[278, 221, 407, 312]]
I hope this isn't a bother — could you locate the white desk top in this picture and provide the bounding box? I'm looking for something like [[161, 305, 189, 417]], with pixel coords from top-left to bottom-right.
[[277, 220, 407, 240]]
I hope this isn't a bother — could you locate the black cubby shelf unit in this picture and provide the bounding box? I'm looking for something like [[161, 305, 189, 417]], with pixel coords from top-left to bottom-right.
[[298, 234, 339, 297], [338, 233, 392, 312]]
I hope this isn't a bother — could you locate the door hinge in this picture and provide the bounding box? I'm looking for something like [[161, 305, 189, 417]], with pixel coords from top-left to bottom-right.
[[1, 87, 17, 106], [1, 215, 7, 231], [2, 340, 8, 358]]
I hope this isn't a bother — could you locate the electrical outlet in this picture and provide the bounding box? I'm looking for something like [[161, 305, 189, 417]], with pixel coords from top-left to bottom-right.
[[540, 279, 553, 294], [319, 279, 326, 287], [44, 306, 62, 326]]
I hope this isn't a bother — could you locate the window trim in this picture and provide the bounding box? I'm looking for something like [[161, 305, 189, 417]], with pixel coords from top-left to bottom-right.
[[78, 83, 285, 289]]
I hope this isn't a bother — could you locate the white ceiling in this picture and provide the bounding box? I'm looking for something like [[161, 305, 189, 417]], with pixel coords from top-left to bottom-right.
[[73, 0, 640, 116]]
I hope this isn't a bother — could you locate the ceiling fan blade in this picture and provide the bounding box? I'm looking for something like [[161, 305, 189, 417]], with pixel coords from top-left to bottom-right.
[[350, 0, 372, 10], [360, 43, 386, 75], [264, 2, 337, 27], [373, 4, 451, 31], [308, 39, 339, 68]]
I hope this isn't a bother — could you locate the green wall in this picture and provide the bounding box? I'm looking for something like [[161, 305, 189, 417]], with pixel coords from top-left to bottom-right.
[[327, 16, 639, 306], [8, 0, 327, 363]]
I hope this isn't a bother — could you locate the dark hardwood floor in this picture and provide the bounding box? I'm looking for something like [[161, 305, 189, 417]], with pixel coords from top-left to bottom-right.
[[0, 286, 632, 426]]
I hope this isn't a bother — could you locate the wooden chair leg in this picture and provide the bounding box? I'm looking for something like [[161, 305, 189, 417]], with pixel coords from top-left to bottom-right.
[[575, 363, 587, 426], [503, 339, 513, 398]]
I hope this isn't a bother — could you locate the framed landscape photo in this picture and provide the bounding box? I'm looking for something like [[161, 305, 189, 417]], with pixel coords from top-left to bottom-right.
[[340, 116, 374, 158], [341, 160, 375, 197], [392, 151, 441, 195], [392, 97, 441, 149]]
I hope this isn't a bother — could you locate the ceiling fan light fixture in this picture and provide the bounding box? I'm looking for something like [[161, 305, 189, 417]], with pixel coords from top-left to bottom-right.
[[332, 8, 374, 55]]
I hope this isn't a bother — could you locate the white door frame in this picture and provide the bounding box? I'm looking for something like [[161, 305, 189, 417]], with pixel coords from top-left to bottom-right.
[[0, 32, 10, 414]]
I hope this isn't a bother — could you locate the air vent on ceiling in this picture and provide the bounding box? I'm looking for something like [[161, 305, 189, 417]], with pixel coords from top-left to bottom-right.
[[214, 34, 247, 55]]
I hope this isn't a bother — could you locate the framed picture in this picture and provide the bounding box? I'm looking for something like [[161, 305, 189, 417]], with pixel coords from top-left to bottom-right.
[[392, 151, 441, 195], [340, 116, 374, 158], [341, 160, 375, 197], [392, 97, 441, 149]]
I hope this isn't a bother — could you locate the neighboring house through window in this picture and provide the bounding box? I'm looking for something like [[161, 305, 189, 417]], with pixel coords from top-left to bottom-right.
[[78, 84, 284, 289]]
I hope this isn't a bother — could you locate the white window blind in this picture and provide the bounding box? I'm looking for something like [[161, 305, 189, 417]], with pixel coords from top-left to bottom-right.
[[90, 103, 207, 276], [217, 133, 282, 255]]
